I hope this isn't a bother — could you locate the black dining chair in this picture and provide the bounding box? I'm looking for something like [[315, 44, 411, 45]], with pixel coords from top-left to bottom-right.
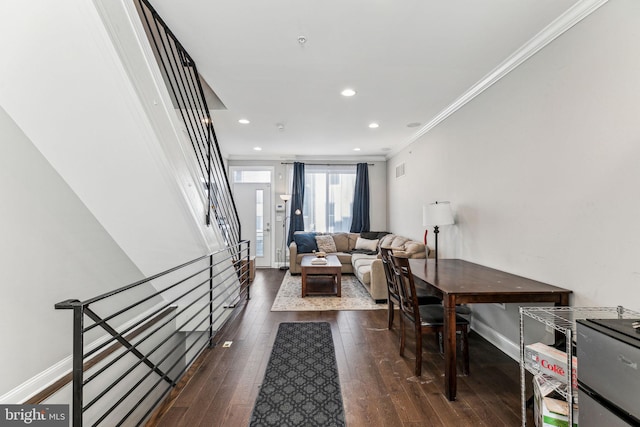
[[391, 254, 470, 377], [380, 246, 441, 330]]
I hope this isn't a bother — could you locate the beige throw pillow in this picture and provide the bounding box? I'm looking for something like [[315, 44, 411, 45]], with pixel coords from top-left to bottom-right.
[[315, 235, 337, 253], [355, 237, 379, 252]]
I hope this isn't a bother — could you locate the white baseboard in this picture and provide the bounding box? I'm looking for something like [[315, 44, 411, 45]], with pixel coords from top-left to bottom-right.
[[471, 317, 520, 362], [0, 356, 72, 404]]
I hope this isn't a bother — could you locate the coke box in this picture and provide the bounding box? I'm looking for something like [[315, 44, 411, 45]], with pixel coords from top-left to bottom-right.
[[525, 342, 577, 389]]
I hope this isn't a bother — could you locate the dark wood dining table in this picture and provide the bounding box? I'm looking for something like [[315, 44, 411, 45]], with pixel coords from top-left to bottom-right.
[[408, 258, 572, 401]]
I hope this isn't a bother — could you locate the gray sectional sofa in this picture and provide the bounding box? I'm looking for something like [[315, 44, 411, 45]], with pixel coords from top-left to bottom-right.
[[289, 231, 429, 302]]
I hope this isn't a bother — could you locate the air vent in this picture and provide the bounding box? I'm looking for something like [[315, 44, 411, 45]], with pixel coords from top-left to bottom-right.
[[395, 162, 406, 178]]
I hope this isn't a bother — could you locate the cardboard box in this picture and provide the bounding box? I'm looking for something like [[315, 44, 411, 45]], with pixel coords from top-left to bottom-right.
[[525, 342, 578, 389], [533, 373, 578, 427], [240, 256, 255, 282]]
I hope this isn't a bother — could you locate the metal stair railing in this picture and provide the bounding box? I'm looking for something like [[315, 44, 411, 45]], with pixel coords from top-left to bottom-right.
[[55, 240, 250, 427], [136, 0, 241, 247]]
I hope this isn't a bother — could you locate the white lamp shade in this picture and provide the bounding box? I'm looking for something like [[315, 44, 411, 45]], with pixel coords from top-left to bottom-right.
[[280, 194, 291, 201], [423, 202, 454, 227]]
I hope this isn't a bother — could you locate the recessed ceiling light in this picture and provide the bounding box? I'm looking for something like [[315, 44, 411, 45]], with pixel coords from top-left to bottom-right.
[[253, 146, 262, 151], [353, 148, 361, 151], [341, 88, 356, 97], [238, 119, 250, 124], [407, 122, 421, 128], [368, 122, 379, 129]]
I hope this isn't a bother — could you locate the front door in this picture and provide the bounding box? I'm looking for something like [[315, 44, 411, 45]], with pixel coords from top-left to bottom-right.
[[234, 183, 272, 268]]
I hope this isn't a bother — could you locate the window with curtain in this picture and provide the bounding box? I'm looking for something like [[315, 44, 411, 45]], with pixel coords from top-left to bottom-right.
[[302, 165, 356, 232]]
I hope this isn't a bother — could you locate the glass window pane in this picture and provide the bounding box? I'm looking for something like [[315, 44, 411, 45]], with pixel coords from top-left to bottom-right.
[[302, 165, 356, 233], [255, 190, 264, 256], [233, 170, 270, 183]]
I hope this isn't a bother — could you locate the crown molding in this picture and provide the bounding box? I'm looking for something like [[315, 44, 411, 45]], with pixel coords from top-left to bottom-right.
[[389, 0, 609, 160], [227, 154, 387, 163]]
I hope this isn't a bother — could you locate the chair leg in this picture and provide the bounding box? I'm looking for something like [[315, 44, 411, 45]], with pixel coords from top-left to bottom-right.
[[388, 300, 394, 329], [461, 328, 470, 375], [399, 315, 405, 356], [437, 330, 444, 354], [415, 329, 422, 377]]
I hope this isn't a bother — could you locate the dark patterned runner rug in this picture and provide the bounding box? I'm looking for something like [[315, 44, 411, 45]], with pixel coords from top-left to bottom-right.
[[249, 322, 346, 426]]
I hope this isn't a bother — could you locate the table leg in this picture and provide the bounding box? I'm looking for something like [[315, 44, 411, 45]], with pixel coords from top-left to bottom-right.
[[558, 293, 569, 307], [302, 271, 307, 297], [553, 294, 570, 347], [444, 294, 457, 401], [336, 271, 341, 297]]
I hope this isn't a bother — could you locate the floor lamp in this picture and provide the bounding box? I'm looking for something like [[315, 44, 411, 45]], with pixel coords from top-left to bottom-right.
[[423, 201, 454, 264], [280, 194, 291, 270]]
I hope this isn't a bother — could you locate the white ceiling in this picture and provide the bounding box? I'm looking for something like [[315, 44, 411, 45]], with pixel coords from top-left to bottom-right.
[[149, 0, 579, 160]]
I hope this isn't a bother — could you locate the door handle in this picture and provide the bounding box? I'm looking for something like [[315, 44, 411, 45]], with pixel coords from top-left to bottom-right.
[[618, 354, 638, 370]]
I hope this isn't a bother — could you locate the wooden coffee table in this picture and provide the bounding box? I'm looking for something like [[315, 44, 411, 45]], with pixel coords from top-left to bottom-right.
[[300, 254, 342, 297]]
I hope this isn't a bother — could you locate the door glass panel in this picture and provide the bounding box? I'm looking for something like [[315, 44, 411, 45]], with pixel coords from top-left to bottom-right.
[[255, 189, 264, 256]]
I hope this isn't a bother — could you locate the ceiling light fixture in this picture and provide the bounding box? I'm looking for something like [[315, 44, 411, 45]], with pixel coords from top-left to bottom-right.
[[368, 122, 379, 129], [276, 123, 285, 131], [341, 88, 356, 97], [253, 147, 262, 151], [353, 148, 361, 151], [238, 119, 250, 124], [297, 35, 307, 45]]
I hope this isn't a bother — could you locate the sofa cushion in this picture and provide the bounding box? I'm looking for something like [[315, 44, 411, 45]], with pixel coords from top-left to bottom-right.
[[389, 235, 410, 249], [293, 233, 318, 253], [315, 235, 337, 253], [347, 233, 360, 250], [352, 253, 378, 284], [403, 241, 425, 255], [355, 237, 379, 252], [351, 252, 378, 266], [379, 234, 396, 248], [334, 252, 353, 265], [332, 233, 350, 252]]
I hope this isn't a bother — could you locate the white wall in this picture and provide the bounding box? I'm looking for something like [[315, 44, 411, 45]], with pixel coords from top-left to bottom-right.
[[0, 0, 231, 400], [0, 106, 146, 396], [0, 0, 218, 278], [387, 0, 640, 351]]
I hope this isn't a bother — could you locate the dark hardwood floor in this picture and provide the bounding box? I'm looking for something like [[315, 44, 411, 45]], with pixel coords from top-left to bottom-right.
[[151, 269, 527, 426]]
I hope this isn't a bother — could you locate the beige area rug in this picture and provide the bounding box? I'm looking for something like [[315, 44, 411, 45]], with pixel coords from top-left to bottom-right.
[[271, 271, 387, 311]]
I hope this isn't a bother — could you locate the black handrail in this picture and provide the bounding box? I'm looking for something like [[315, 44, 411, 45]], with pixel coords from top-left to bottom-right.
[[55, 240, 251, 426], [136, 0, 241, 247]]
